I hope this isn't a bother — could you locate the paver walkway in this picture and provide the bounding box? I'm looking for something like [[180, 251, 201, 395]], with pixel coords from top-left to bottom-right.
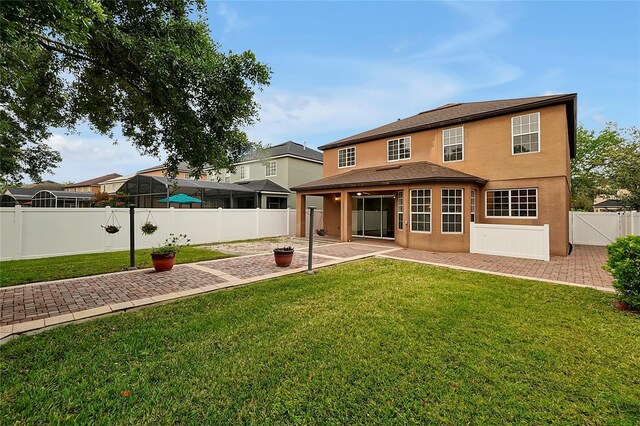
[[0, 242, 614, 342], [380, 245, 613, 291], [0, 242, 397, 340]]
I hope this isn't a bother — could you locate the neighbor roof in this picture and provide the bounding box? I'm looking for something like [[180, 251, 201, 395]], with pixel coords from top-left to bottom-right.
[[291, 161, 486, 191], [4, 187, 40, 201], [137, 162, 193, 174], [319, 94, 577, 157], [593, 199, 624, 208], [22, 180, 64, 190], [235, 179, 290, 193], [64, 173, 121, 188], [240, 141, 323, 163]]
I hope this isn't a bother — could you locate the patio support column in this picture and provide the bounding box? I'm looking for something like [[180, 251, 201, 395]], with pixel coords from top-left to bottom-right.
[[296, 193, 306, 237], [340, 190, 352, 242], [402, 187, 410, 248]]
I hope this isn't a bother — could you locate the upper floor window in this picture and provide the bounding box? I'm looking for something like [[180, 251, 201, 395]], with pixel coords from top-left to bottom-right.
[[388, 137, 411, 161], [338, 147, 356, 168], [224, 171, 231, 183], [266, 160, 277, 177], [443, 127, 464, 162], [239, 165, 250, 180], [442, 189, 463, 233], [512, 112, 540, 154], [486, 188, 538, 218], [410, 189, 431, 233]]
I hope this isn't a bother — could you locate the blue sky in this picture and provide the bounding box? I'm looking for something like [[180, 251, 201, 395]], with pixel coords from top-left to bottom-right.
[[43, 1, 640, 183]]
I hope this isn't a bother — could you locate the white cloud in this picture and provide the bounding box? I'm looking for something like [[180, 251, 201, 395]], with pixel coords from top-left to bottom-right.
[[217, 3, 247, 33], [41, 133, 160, 183]]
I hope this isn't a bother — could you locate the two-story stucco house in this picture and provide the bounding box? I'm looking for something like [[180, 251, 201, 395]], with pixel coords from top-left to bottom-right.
[[209, 141, 324, 209], [292, 94, 576, 257]]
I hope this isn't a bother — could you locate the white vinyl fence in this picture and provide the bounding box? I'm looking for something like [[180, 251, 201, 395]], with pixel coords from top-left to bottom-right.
[[570, 211, 639, 246], [0, 206, 299, 260], [470, 222, 550, 261]]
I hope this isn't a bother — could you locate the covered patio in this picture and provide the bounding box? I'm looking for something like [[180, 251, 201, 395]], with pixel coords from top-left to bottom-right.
[[292, 161, 486, 252]]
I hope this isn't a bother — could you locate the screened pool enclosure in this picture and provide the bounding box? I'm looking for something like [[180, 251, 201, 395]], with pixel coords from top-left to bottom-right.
[[30, 190, 94, 208], [119, 175, 258, 208]]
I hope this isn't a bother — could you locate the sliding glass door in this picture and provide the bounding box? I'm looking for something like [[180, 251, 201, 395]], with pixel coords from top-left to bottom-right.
[[352, 195, 395, 239]]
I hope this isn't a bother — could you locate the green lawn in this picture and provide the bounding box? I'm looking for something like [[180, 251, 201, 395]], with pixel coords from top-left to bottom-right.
[[1, 259, 638, 424], [0, 247, 232, 287]]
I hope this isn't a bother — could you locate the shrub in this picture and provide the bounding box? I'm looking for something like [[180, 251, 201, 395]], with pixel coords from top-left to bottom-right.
[[605, 235, 640, 310]]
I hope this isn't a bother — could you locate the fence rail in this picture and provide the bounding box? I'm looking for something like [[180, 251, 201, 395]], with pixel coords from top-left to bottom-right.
[[470, 222, 550, 261], [0, 206, 300, 260]]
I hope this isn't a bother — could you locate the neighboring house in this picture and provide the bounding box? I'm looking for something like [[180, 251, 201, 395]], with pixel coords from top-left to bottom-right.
[[99, 174, 135, 194], [593, 199, 625, 212], [292, 94, 577, 257], [137, 162, 207, 180], [64, 173, 122, 193], [1, 187, 40, 207], [208, 141, 323, 209]]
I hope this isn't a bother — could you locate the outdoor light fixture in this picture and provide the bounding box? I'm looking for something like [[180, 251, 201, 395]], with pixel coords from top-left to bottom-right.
[[356, 192, 362, 196], [334, 196, 341, 201]]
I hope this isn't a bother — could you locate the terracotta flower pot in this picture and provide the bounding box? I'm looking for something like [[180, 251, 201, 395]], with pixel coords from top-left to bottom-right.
[[273, 249, 294, 267], [151, 252, 176, 272]]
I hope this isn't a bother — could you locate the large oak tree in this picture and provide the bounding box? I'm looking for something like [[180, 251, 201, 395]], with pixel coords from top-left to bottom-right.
[[0, 0, 271, 185]]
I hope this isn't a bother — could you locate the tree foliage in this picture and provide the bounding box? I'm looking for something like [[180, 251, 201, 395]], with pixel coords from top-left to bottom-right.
[[571, 123, 640, 211], [0, 0, 271, 185]]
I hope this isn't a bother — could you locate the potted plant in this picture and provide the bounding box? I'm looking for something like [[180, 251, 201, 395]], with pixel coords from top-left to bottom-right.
[[273, 246, 295, 267], [150, 234, 190, 272], [102, 224, 121, 234]]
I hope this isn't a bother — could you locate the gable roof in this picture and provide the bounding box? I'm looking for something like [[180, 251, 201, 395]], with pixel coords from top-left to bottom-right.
[[64, 173, 121, 188], [319, 94, 577, 157], [291, 161, 486, 192], [235, 179, 290, 193], [240, 141, 323, 163], [22, 180, 64, 190]]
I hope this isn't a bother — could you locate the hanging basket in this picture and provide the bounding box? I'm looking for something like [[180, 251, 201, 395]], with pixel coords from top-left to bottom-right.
[[102, 210, 122, 234], [102, 224, 121, 234], [141, 222, 158, 235], [316, 229, 326, 237], [140, 210, 158, 235]]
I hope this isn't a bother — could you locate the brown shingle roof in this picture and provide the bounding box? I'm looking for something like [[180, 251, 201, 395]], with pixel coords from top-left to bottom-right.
[[291, 161, 486, 192], [64, 173, 121, 188], [319, 94, 577, 157]]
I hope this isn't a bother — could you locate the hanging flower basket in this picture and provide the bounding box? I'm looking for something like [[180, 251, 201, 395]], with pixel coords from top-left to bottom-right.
[[141, 222, 158, 235], [102, 225, 121, 234], [316, 229, 326, 237]]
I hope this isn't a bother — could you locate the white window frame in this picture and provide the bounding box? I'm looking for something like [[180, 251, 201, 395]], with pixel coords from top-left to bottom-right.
[[387, 137, 411, 162], [338, 147, 356, 168], [512, 112, 540, 155], [442, 127, 464, 163], [410, 189, 432, 233], [265, 160, 277, 177], [485, 188, 538, 219], [239, 165, 250, 180], [470, 189, 476, 223], [397, 191, 404, 230], [441, 188, 464, 234]]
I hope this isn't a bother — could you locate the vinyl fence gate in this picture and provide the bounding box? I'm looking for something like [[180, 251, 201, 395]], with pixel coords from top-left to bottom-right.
[[569, 211, 639, 246]]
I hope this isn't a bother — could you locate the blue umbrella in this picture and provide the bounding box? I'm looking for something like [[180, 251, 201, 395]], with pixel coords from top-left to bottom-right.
[[158, 193, 203, 205]]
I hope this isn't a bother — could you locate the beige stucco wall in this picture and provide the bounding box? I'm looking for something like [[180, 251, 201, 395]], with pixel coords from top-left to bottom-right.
[[310, 104, 572, 255]]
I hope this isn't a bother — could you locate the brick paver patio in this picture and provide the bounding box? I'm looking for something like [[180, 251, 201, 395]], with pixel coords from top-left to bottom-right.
[[381, 245, 613, 290], [0, 243, 397, 339], [0, 242, 614, 342]]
